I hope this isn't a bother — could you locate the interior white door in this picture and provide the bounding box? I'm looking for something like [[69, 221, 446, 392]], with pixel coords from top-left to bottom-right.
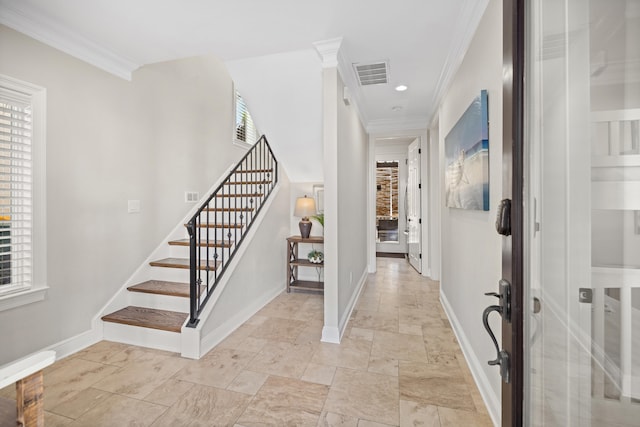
[[526, 0, 640, 425], [407, 138, 421, 273]]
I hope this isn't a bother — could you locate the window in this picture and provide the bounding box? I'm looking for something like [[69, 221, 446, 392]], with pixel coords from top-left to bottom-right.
[[0, 75, 46, 311], [234, 90, 259, 148]]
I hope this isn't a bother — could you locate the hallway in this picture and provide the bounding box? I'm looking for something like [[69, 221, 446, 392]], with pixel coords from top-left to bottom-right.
[[1, 258, 492, 426]]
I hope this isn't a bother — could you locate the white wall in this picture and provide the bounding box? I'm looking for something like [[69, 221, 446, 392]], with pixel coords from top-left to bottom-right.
[[0, 25, 247, 364], [200, 171, 291, 340], [225, 49, 323, 182], [133, 57, 248, 237], [436, 0, 503, 421]]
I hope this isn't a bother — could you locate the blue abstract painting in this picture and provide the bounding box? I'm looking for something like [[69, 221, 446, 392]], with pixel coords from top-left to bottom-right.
[[444, 90, 489, 211]]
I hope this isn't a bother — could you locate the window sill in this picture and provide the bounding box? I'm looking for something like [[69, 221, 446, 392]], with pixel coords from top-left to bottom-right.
[[0, 286, 49, 312], [233, 139, 253, 150]]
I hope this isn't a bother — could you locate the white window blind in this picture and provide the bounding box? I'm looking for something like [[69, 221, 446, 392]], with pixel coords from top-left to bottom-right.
[[235, 91, 258, 145], [0, 87, 33, 293]]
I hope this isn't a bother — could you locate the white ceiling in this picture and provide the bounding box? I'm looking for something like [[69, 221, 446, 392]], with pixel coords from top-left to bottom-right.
[[0, 0, 488, 131]]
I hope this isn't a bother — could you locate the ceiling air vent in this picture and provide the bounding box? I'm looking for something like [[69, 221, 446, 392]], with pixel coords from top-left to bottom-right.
[[353, 61, 389, 86]]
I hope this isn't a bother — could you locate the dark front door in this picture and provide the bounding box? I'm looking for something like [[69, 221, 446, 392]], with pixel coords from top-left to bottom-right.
[[499, 0, 525, 425]]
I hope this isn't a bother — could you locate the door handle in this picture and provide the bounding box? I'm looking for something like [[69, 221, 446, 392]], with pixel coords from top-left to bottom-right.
[[482, 304, 511, 383], [482, 280, 512, 383]]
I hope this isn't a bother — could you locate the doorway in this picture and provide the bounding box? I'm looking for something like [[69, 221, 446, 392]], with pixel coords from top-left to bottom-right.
[[374, 139, 412, 255]]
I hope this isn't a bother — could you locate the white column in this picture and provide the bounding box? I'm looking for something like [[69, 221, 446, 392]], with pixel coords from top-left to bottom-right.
[[313, 38, 343, 343]]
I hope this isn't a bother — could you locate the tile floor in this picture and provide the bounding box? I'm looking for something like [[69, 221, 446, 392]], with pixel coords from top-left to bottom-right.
[[1, 257, 493, 426]]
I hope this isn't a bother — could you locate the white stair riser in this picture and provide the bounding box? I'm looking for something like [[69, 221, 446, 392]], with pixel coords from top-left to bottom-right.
[[128, 292, 190, 312], [148, 266, 221, 284], [169, 245, 233, 260], [177, 227, 247, 240], [103, 322, 182, 353], [148, 267, 190, 283]]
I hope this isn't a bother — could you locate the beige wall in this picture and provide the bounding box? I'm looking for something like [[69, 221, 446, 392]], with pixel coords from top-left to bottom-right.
[[436, 0, 503, 420], [0, 25, 246, 363]]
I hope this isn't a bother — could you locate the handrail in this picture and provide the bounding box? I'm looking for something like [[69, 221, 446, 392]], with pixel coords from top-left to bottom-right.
[[186, 135, 278, 327]]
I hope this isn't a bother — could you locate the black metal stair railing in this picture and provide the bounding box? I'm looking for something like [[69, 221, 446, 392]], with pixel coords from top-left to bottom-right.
[[186, 135, 278, 327]]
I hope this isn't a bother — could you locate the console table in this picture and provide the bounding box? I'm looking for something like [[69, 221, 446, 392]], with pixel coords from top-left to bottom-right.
[[286, 235, 324, 293]]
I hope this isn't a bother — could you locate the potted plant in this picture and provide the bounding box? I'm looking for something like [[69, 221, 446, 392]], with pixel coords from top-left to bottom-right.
[[308, 249, 324, 264], [311, 213, 324, 231]]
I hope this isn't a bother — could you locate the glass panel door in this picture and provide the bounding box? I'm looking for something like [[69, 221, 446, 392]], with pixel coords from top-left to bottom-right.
[[526, 0, 640, 425]]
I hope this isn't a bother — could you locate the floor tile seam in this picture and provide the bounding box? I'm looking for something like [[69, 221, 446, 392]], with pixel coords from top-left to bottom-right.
[[320, 386, 401, 427], [44, 410, 74, 422], [87, 384, 175, 410], [333, 365, 401, 384], [69, 389, 172, 424], [75, 357, 133, 368], [236, 374, 329, 424], [436, 403, 485, 415], [398, 398, 443, 426], [47, 364, 124, 396]]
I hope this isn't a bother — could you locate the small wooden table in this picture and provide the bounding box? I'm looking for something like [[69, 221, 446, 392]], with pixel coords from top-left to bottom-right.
[[286, 235, 324, 293]]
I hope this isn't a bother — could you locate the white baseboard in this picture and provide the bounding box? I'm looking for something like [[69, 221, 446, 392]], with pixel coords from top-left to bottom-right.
[[440, 291, 500, 426], [339, 268, 368, 338], [198, 285, 283, 357], [321, 326, 340, 343], [43, 324, 102, 362], [321, 267, 368, 344]]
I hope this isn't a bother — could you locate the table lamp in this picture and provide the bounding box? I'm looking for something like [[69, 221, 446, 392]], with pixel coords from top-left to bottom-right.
[[294, 195, 316, 238]]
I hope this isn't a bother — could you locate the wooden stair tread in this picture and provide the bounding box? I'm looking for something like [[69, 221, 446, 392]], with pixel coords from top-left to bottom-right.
[[150, 258, 221, 271], [168, 239, 234, 248], [185, 223, 244, 229], [127, 280, 192, 298], [102, 306, 187, 333]]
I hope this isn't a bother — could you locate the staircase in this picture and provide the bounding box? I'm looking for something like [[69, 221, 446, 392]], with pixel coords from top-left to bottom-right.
[[100, 136, 278, 353]]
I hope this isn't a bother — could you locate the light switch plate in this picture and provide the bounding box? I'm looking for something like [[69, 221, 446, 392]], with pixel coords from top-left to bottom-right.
[[128, 200, 140, 213], [185, 191, 199, 203]]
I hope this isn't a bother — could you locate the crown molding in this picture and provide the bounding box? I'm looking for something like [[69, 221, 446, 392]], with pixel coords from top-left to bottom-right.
[[313, 37, 343, 68], [0, 1, 139, 80], [429, 0, 489, 121]]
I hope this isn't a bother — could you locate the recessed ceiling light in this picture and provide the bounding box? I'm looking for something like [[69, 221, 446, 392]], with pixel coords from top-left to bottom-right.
[[392, 106, 403, 112], [395, 85, 408, 92]]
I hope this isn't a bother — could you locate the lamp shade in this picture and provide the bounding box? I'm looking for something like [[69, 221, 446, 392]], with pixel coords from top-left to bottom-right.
[[294, 196, 316, 218]]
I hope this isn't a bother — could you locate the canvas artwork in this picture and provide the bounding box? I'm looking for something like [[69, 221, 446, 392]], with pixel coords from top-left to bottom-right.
[[444, 90, 489, 210]]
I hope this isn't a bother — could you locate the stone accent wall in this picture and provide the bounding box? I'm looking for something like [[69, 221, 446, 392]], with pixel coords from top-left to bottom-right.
[[376, 162, 398, 218]]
